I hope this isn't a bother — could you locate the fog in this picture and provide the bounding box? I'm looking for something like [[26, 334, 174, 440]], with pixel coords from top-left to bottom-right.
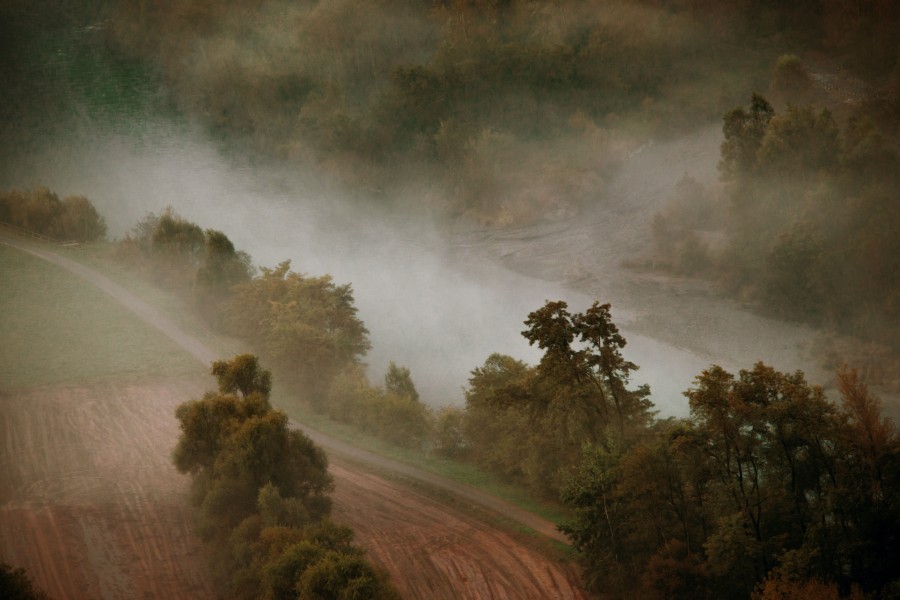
[[2, 116, 739, 415], [2, 0, 849, 416]]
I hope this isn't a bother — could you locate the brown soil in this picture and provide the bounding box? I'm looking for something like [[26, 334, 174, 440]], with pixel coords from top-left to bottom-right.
[[0, 379, 215, 600], [330, 462, 588, 600]]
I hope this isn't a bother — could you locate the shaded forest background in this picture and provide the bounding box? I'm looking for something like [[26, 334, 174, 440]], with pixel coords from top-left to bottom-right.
[[104, 0, 900, 224]]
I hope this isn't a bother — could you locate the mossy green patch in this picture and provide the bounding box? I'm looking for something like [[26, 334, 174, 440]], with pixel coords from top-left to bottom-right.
[[0, 243, 204, 388]]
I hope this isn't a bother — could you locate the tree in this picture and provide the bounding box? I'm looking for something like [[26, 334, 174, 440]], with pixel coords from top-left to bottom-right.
[[559, 443, 630, 593], [0, 563, 51, 600], [57, 195, 107, 241], [432, 405, 467, 458], [151, 207, 205, 264], [212, 354, 272, 399], [687, 365, 836, 578], [719, 93, 774, 180], [770, 54, 812, 103], [224, 261, 370, 402], [384, 361, 419, 402], [197, 229, 253, 292], [522, 300, 652, 441], [833, 366, 900, 592], [463, 353, 537, 484], [296, 551, 399, 600], [173, 356, 332, 535]]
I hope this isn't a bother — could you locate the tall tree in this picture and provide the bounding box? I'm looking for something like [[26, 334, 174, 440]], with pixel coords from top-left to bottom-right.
[[223, 261, 370, 403], [522, 300, 652, 441], [719, 93, 774, 181]]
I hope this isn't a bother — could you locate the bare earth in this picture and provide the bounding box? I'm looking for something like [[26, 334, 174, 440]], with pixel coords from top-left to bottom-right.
[[0, 379, 215, 600], [330, 462, 587, 600], [1, 235, 590, 598]]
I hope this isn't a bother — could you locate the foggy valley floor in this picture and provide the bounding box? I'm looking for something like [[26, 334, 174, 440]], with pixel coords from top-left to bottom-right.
[[3, 118, 860, 417]]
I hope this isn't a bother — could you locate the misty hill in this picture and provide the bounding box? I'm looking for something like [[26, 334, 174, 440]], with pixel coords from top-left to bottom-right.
[[97, 0, 899, 224]]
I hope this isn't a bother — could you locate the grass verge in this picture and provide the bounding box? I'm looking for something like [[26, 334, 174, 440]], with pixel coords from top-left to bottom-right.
[[275, 388, 572, 526]]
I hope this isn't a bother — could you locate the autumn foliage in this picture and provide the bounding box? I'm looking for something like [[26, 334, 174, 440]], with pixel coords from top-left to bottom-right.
[[173, 355, 398, 599], [0, 187, 106, 242]]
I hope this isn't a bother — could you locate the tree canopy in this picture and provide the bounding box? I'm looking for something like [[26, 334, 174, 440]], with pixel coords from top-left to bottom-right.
[[560, 362, 900, 598], [173, 355, 397, 599], [223, 261, 370, 403]]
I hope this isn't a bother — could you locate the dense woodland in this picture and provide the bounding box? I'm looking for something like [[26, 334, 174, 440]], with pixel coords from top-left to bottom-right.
[[455, 301, 900, 599]]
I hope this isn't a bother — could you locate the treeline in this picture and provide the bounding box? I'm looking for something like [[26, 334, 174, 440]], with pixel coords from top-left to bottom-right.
[[101, 0, 898, 222], [440, 300, 900, 599], [117, 208, 254, 316], [648, 89, 900, 354], [174, 354, 398, 598], [0, 187, 106, 242], [117, 208, 434, 449]]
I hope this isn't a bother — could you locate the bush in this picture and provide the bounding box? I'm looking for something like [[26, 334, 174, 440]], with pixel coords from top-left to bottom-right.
[[0, 187, 106, 242]]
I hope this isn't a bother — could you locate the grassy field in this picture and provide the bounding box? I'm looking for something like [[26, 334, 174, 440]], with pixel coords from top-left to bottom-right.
[[0, 243, 205, 388], [72, 242, 247, 358]]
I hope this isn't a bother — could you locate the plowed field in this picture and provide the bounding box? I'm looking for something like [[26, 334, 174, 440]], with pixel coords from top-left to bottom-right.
[[0, 379, 215, 599], [331, 462, 587, 600], [0, 378, 588, 599]]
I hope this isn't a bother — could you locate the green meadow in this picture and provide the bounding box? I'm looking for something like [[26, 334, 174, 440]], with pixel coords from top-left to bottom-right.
[[0, 243, 204, 388]]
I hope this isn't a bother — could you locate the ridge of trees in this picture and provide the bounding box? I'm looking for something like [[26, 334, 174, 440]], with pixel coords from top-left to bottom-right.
[[174, 354, 399, 599], [116, 209, 434, 450], [0, 187, 106, 243]]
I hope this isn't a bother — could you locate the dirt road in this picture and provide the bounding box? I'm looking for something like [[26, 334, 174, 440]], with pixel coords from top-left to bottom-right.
[[1, 234, 588, 598]]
